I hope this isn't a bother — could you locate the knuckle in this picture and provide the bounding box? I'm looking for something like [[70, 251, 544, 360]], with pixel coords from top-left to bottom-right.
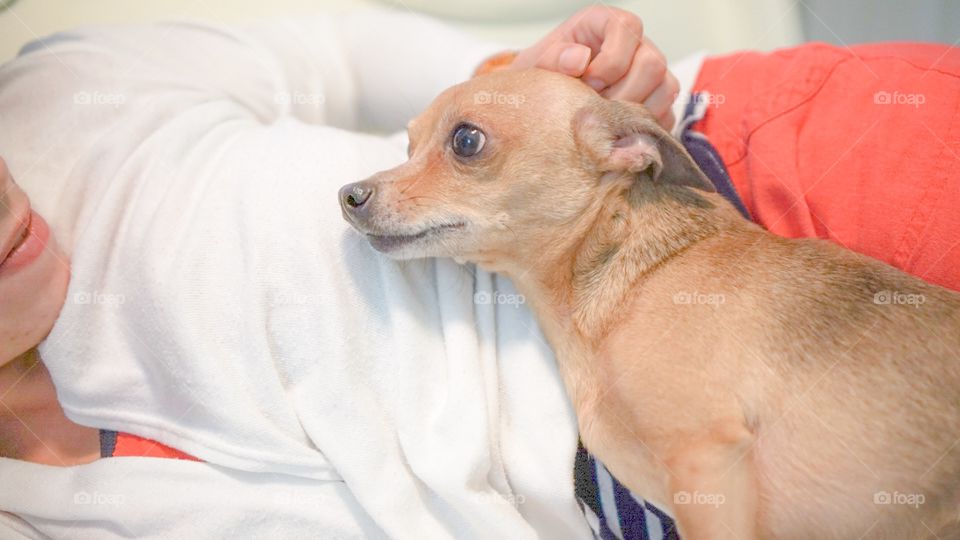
[[640, 48, 668, 79], [608, 50, 634, 75], [622, 13, 644, 34], [589, 55, 628, 82], [580, 5, 605, 18], [611, 10, 643, 39]]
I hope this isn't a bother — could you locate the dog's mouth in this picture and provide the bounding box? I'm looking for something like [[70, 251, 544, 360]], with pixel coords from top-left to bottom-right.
[[366, 222, 466, 252]]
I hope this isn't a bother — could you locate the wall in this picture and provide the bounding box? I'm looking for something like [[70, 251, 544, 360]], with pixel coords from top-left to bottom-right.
[[0, 0, 803, 62], [802, 0, 960, 45]]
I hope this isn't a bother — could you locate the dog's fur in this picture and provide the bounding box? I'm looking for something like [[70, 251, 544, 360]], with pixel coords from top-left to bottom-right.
[[339, 69, 960, 539]]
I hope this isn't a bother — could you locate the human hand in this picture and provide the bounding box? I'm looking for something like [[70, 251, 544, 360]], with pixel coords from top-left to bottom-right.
[[511, 6, 679, 129]]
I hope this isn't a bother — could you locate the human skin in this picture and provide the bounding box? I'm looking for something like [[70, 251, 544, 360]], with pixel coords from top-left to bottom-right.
[[0, 156, 100, 464], [0, 157, 69, 365], [510, 6, 679, 129]]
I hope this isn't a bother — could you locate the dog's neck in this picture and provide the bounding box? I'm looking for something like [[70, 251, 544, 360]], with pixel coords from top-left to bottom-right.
[[506, 179, 730, 358]]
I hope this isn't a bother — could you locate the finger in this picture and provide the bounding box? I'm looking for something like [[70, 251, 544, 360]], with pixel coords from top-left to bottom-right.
[[519, 42, 592, 76], [601, 43, 668, 103], [641, 72, 681, 121], [657, 109, 677, 132], [580, 10, 643, 91], [0, 157, 13, 199], [510, 42, 547, 71]]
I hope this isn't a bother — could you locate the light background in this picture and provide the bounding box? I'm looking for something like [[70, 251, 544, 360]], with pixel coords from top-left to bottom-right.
[[1, 1, 957, 67], [0, 0, 804, 62]]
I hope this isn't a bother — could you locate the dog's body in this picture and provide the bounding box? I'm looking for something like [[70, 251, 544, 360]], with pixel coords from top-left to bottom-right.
[[340, 69, 960, 539]]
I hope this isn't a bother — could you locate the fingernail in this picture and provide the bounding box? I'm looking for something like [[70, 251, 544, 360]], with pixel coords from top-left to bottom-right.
[[558, 45, 590, 75], [584, 77, 605, 92]]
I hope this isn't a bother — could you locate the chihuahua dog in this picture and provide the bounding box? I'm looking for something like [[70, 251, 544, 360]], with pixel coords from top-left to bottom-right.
[[339, 69, 960, 540]]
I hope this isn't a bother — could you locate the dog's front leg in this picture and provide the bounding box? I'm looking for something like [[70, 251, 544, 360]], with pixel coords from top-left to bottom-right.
[[666, 426, 758, 540]]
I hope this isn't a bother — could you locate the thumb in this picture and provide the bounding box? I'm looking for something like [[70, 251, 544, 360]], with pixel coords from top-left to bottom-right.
[[513, 43, 592, 76]]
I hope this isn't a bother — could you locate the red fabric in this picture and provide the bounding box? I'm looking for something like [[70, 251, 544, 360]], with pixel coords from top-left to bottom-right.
[[693, 42, 960, 291], [112, 432, 200, 461]]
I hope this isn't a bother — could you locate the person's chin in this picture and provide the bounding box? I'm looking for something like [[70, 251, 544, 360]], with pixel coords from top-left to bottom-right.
[[0, 244, 70, 365]]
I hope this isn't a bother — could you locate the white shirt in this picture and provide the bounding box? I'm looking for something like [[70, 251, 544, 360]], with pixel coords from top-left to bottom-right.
[[0, 11, 587, 539]]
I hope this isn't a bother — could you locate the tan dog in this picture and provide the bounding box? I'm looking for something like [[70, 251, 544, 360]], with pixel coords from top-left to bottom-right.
[[339, 69, 960, 539]]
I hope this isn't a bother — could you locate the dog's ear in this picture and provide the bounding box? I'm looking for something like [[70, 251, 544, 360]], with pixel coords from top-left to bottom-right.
[[573, 99, 715, 192]]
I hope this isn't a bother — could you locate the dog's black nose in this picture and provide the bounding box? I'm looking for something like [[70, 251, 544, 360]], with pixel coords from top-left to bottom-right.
[[340, 181, 374, 210]]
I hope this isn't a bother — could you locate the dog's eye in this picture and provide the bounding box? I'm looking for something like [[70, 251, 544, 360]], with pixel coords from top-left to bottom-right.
[[451, 124, 486, 158]]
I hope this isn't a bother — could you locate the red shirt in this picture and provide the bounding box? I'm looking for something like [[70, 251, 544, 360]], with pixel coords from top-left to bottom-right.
[[693, 42, 960, 291]]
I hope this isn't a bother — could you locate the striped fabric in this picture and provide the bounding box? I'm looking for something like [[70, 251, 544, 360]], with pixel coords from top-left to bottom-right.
[[572, 94, 747, 540], [574, 442, 679, 540]]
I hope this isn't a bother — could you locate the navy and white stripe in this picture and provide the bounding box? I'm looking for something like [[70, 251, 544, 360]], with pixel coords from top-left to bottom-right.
[[574, 443, 679, 540]]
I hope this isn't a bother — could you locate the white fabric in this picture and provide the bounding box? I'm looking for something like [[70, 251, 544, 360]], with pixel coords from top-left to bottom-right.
[[669, 50, 709, 137], [0, 458, 382, 539], [0, 11, 589, 540]]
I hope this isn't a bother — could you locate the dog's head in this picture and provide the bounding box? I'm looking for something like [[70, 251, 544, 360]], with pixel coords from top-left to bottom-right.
[[339, 69, 713, 269]]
